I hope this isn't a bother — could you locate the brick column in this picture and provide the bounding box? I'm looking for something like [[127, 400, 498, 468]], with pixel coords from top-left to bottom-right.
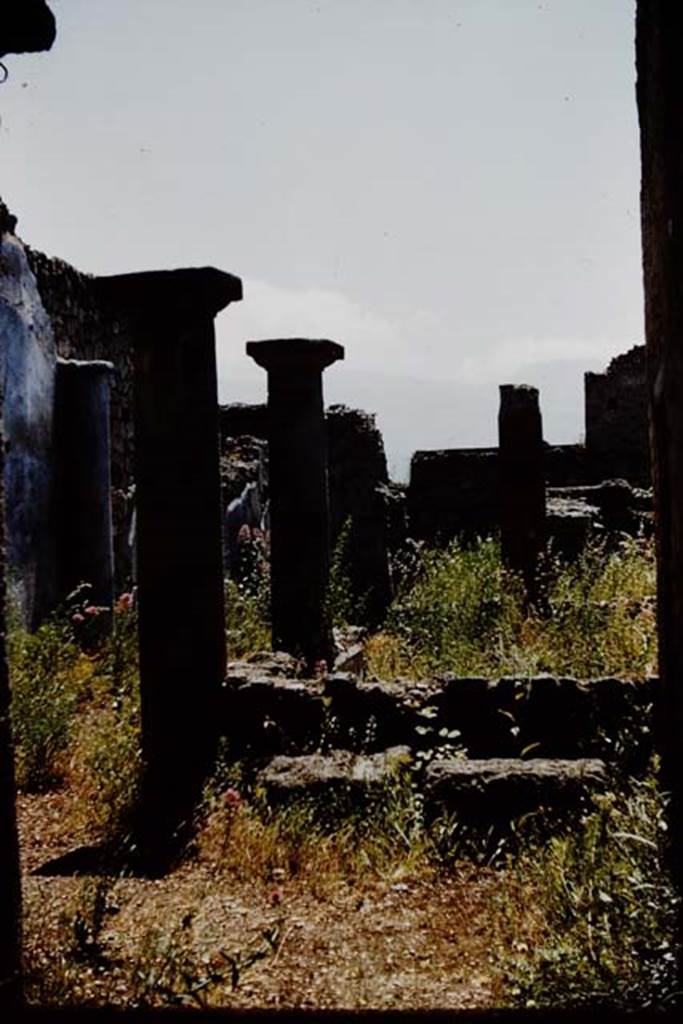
[[96, 268, 242, 871], [246, 338, 344, 669], [0, 422, 22, 1008], [54, 359, 115, 612], [498, 384, 546, 599]]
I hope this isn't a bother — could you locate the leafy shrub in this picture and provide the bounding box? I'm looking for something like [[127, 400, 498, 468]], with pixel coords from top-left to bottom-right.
[[8, 613, 94, 791]]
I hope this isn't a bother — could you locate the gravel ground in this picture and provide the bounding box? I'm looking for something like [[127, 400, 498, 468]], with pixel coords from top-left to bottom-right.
[[17, 788, 509, 1010]]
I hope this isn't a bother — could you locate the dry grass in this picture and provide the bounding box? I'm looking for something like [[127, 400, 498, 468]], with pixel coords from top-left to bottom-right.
[[18, 786, 523, 1010]]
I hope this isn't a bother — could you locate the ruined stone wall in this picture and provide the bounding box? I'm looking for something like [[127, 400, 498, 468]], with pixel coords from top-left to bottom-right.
[[326, 405, 393, 625], [0, 201, 58, 624], [26, 249, 136, 588], [408, 443, 606, 545], [585, 345, 651, 486], [220, 402, 397, 622]]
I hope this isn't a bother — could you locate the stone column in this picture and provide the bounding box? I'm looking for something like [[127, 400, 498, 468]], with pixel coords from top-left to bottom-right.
[[0, 422, 22, 1009], [637, 0, 683, 937], [246, 338, 344, 669], [498, 384, 546, 599], [54, 359, 115, 612], [95, 268, 242, 871]]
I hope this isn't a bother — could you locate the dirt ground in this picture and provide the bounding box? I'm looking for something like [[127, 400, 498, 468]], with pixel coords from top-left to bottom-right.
[[17, 788, 513, 1011]]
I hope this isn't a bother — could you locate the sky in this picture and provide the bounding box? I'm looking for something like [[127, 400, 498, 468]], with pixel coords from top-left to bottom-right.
[[0, 0, 642, 479]]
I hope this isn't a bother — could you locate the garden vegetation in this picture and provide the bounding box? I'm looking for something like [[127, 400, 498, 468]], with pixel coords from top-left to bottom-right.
[[7, 532, 678, 1009]]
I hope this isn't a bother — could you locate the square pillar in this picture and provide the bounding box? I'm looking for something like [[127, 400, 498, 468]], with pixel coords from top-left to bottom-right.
[[96, 268, 242, 870], [498, 384, 546, 600], [247, 338, 344, 669]]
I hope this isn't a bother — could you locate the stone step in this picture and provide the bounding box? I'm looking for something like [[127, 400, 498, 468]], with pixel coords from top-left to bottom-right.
[[255, 746, 411, 808], [424, 757, 607, 823], [254, 747, 608, 824], [221, 657, 656, 767]]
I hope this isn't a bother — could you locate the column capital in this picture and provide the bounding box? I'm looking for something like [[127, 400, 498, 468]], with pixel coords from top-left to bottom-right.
[[94, 267, 243, 320], [246, 337, 344, 373], [57, 357, 115, 375]]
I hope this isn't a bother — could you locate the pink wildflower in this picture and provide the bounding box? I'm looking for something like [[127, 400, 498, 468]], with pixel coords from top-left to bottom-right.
[[84, 605, 100, 617], [116, 592, 134, 613], [237, 523, 252, 543], [223, 787, 243, 810], [71, 612, 85, 624]]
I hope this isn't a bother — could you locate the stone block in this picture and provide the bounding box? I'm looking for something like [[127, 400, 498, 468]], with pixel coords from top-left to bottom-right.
[[423, 757, 607, 822]]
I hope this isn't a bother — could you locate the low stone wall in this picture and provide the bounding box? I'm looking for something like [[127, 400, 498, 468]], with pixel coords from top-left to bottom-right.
[[220, 659, 657, 772]]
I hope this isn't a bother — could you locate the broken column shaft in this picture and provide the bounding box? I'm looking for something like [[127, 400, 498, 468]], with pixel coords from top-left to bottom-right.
[[246, 338, 344, 669], [498, 384, 546, 598], [54, 359, 115, 611], [96, 268, 242, 870]]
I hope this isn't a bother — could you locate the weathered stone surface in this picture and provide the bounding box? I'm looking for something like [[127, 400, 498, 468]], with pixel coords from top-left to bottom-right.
[[220, 402, 267, 444], [54, 359, 115, 610], [585, 346, 650, 487], [255, 746, 412, 806], [27, 248, 137, 591], [1, 209, 58, 626], [220, 402, 399, 625], [218, 666, 657, 767], [247, 338, 343, 668], [498, 384, 546, 597], [222, 659, 323, 757], [548, 479, 653, 538], [121, 266, 241, 871], [327, 405, 393, 624], [423, 757, 607, 821]]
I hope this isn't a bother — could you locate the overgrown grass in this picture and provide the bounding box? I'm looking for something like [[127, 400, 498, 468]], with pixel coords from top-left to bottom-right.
[[367, 534, 657, 679], [497, 765, 679, 1009], [10, 540, 677, 1010], [9, 590, 142, 839], [8, 612, 94, 791], [224, 573, 270, 661]]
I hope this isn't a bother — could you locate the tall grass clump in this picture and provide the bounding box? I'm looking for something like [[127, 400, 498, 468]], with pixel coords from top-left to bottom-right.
[[8, 610, 94, 791], [499, 767, 679, 1009], [224, 567, 270, 661], [66, 593, 142, 840], [366, 537, 526, 678], [366, 534, 657, 679]]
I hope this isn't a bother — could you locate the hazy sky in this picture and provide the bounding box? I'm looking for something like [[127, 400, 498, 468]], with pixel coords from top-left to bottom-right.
[[0, 0, 642, 478]]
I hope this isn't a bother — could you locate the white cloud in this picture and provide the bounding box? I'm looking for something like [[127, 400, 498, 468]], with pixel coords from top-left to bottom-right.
[[215, 278, 441, 386], [458, 335, 629, 383]]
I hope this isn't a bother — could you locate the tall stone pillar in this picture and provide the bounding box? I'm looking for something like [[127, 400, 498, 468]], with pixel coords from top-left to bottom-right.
[[96, 268, 242, 871], [637, 0, 683, 939], [498, 384, 546, 600], [0, 422, 22, 1009], [246, 338, 344, 669], [54, 359, 115, 611]]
